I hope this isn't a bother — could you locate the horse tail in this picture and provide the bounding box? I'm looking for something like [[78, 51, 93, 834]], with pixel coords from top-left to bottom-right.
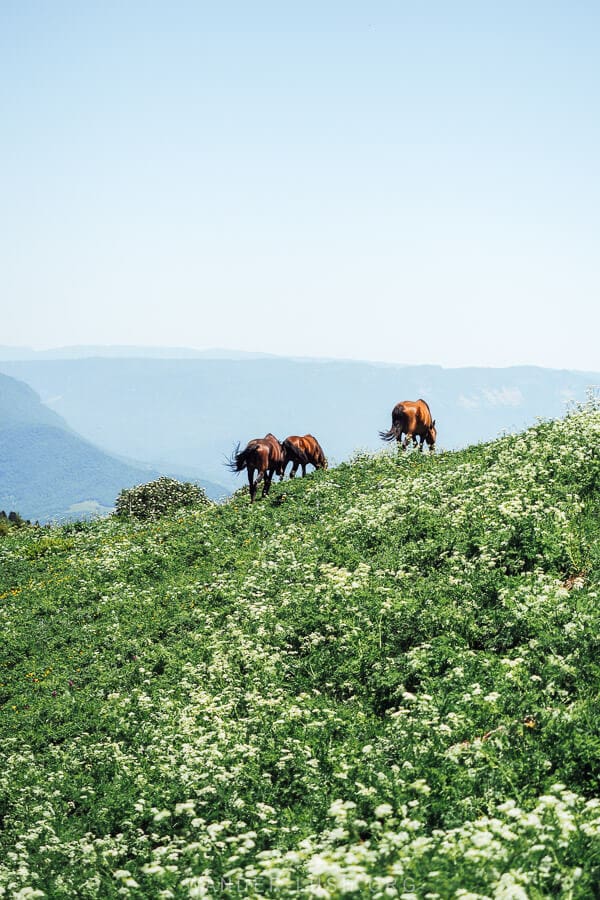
[[227, 442, 254, 473], [380, 402, 407, 442], [379, 416, 403, 441]]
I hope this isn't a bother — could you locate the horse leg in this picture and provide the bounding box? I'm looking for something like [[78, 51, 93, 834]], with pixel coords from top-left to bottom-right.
[[280, 460, 287, 481], [263, 469, 273, 497], [301, 463, 307, 477], [248, 467, 257, 503], [402, 432, 412, 450], [290, 461, 299, 478]]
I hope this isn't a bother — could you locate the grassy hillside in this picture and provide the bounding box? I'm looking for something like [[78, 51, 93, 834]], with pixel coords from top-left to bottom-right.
[[1, 405, 600, 897]]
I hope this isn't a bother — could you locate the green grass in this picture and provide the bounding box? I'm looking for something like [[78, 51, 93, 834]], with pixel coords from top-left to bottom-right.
[[1, 405, 600, 898]]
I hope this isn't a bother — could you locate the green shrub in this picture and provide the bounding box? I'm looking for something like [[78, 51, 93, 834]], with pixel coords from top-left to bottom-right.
[[0, 509, 29, 537], [114, 476, 210, 520], [23, 534, 75, 558]]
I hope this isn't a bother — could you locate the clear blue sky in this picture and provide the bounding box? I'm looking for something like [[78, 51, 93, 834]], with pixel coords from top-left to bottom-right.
[[2, 1, 599, 368]]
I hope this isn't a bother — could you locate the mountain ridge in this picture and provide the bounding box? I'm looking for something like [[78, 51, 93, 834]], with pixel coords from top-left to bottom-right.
[[1, 356, 598, 489], [0, 373, 226, 520]]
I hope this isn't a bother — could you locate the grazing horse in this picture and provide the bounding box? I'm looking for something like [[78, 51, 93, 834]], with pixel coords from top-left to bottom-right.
[[380, 399, 437, 451], [228, 433, 284, 503], [281, 434, 328, 479]]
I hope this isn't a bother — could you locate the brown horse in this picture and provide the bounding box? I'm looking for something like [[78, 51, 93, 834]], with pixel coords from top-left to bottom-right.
[[280, 434, 328, 479], [228, 433, 284, 503], [380, 399, 437, 451]]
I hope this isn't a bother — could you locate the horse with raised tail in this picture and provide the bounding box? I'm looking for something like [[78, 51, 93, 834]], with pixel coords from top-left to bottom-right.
[[380, 399, 437, 451], [228, 433, 284, 502]]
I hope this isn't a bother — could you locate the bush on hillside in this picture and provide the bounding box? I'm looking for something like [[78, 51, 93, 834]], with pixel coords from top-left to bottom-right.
[[0, 510, 30, 537], [115, 476, 210, 520]]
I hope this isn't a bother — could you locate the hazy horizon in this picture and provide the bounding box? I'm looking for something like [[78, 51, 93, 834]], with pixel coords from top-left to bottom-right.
[[2, 342, 600, 375], [2, 3, 599, 369]]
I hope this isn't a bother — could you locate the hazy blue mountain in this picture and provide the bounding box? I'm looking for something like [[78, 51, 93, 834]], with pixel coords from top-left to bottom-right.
[[0, 374, 225, 522], [1, 357, 597, 490], [0, 375, 70, 430]]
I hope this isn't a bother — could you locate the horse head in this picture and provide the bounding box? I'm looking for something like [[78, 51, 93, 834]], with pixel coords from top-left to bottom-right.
[[426, 419, 437, 449]]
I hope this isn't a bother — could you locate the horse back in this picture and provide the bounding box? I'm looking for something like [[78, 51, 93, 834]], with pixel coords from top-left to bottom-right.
[[392, 400, 432, 435], [282, 435, 304, 463], [263, 433, 284, 467], [416, 399, 433, 425], [283, 434, 325, 467]]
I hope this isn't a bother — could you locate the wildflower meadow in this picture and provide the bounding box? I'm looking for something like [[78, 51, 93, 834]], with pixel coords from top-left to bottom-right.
[[1, 405, 600, 897]]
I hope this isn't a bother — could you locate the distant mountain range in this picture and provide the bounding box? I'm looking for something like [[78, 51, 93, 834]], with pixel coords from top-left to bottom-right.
[[1, 352, 598, 493], [0, 373, 226, 522]]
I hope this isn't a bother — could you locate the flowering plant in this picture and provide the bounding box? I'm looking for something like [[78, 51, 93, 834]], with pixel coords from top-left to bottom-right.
[[115, 476, 210, 520]]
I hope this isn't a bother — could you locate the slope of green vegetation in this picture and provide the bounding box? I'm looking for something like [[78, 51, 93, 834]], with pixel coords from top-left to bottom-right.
[[1, 406, 600, 898]]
